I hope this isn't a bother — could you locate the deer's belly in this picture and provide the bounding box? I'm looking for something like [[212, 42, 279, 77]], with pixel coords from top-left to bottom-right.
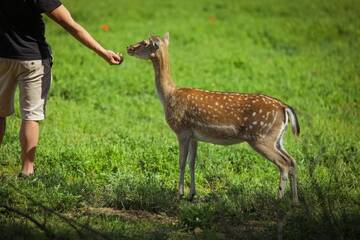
[[192, 124, 245, 145]]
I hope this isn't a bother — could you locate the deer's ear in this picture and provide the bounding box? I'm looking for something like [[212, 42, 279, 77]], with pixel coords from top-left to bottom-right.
[[163, 32, 170, 46], [152, 39, 161, 48]]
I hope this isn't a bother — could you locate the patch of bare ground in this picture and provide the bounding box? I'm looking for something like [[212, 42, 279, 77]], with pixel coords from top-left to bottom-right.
[[217, 219, 277, 239], [82, 207, 179, 225]]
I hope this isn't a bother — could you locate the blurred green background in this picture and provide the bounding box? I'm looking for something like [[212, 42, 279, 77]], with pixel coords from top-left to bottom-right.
[[0, 0, 359, 239]]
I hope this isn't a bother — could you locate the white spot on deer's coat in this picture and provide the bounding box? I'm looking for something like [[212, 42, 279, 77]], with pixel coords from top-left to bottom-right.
[[264, 112, 278, 135], [253, 121, 257, 125], [252, 112, 256, 116]]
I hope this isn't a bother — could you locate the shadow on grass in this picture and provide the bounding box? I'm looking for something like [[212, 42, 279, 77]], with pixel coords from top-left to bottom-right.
[[1, 136, 359, 240], [2, 180, 358, 240], [0, 179, 121, 240]]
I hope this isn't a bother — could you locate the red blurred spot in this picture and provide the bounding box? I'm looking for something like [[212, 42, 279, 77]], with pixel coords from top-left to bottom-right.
[[208, 16, 216, 25], [101, 24, 110, 31]]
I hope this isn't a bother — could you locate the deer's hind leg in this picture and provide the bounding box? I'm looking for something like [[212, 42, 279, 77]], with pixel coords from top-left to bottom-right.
[[249, 139, 292, 200], [273, 117, 299, 203], [276, 136, 299, 203]]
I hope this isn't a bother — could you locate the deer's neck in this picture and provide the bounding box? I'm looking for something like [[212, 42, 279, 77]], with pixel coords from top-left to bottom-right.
[[151, 47, 176, 105]]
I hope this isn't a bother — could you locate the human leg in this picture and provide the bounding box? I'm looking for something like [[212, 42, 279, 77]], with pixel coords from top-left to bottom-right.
[[19, 120, 39, 175], [0, 58, 17, 145], [18, 59, 52, 175]]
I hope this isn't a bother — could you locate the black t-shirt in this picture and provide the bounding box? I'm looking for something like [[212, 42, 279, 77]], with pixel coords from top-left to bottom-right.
[[0, 0, 62, 60]]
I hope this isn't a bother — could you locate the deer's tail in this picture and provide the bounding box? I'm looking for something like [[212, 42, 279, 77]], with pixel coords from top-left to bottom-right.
[[285, 106, 300, 137]]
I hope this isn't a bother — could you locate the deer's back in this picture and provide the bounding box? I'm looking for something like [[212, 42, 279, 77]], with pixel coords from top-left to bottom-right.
[[165, 88, 287, 143]]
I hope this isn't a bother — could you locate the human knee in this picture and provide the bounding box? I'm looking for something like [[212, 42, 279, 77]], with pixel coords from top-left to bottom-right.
[[21, 119, 40, 128], [20, 120, 40, 145]]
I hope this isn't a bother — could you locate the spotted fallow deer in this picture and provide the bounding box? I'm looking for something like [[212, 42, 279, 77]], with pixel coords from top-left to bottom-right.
[[127, 33, 300, 203]]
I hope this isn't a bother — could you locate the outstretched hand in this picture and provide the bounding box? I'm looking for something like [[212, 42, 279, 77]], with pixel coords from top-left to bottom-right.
[[103, 50, 123, 65], [47, 5, 124, 65]]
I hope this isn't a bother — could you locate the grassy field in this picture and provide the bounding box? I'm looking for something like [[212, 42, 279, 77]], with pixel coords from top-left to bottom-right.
[[1, 0, 359, 239]]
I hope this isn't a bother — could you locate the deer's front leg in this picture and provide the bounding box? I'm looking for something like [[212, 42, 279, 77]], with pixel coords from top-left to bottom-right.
[[188, 139, 198, 201], [178, 136, 190, 199]]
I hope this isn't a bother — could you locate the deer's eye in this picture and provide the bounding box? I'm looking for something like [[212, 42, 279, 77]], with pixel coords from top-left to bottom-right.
[[143, 40, 150, 47]]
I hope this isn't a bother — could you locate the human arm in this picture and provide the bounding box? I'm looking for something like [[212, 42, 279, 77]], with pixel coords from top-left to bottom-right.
[[47, 4, 123, 65]]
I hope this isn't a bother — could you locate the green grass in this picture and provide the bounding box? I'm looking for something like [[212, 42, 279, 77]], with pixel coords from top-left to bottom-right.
[[1, 0, 359, 239]]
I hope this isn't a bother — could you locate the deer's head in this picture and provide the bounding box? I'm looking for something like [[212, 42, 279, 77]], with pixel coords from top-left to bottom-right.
[[127, 32, 169, 59]]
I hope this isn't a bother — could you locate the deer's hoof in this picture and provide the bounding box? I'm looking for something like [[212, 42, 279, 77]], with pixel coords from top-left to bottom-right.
[[188, 193, 196, 202], [292, 199, 300, 206]]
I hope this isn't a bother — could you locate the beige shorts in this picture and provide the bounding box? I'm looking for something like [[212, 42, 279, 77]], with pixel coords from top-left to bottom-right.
[[0, 57, 52, 121]]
